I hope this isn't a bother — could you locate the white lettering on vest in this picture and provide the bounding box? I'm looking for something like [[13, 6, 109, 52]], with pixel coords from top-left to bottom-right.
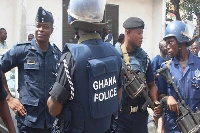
[[92, 76, 117, 90], [93, 81, 98, 90], [94, 88, 117, 102]]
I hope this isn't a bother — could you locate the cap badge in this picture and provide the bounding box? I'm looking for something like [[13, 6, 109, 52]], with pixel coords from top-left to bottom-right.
[[42, 10, 46, 16], [193, 68, 200, 80]]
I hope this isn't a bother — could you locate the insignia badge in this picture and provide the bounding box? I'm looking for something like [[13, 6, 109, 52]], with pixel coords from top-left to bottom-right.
[[54, 55, 58, 60], [193, 69, 200, 80], [42, 10, 46, 15]]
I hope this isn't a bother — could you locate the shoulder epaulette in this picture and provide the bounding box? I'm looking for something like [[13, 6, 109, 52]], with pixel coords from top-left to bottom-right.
[[53, 43, 61, 53], [16, 41, 31, 46]]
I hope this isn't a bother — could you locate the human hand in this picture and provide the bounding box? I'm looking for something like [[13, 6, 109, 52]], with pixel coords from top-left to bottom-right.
[[7, 97, 26, 116], [167, 96, 179, 114], [153, 101, 162, 117]]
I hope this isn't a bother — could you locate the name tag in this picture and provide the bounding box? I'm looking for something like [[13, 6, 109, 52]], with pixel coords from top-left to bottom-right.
[[27, 60, 36, 65]]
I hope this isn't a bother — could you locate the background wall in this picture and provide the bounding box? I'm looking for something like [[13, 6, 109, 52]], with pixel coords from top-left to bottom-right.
[[107, 0, 166, 58], [0, 0, 166, 58], [0, 0, 63, 50]]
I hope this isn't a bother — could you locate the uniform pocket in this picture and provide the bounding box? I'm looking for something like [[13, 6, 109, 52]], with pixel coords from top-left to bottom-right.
[[191, 80, 200, 100], [24, 62, 40, 83], [20, 96, 39, 122]]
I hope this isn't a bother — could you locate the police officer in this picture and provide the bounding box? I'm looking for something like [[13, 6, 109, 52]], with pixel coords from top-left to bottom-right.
[[47, 0, 122, 133], [151, 40, 169, 133], [0, 66, 16, 133], [1, 7, 61, 132], [190, 40, 200, 56], [115, 17, 161, 133], [158, 21, 199, 133], [152, 40, 169, 87]]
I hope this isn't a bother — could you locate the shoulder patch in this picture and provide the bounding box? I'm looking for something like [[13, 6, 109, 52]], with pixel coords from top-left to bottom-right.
[[16, 41, 31, 46], [53, 43, 61, 53]]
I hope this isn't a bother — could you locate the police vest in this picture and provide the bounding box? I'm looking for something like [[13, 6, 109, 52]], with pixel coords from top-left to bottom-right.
[[67, 40, 121, 133]]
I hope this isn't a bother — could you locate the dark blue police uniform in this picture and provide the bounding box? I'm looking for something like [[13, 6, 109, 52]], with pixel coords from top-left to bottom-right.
[[0, 38, 61, 131], [115, 45, 154, 133], [151, 55, 168, 87], [158, 52, 200, 133], [50, 33, 122, 133]]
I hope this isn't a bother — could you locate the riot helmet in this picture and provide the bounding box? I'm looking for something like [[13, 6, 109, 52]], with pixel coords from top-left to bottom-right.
[[67, 0, 107, 31], [164, 20, 196, 46]]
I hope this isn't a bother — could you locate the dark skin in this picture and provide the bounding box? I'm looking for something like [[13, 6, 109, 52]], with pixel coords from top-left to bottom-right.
[[28, 34, 34, 41], [190, 41, 200, 56], [3, 21, 54, 117], [123, 28, 162, 116], [159, 37, 189, 114], [0, 29, 7, 43], [154, 41, 168, 80], [0, 99, 16, 133]]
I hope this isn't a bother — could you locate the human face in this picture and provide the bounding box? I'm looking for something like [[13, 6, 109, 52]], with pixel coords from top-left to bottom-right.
[[165, 37, 179, 57], [127, 28, 143, 48], [160, 43, 168, 55], [0, 29, 7, 41], [28, 34, 34, 41], [35, 22, 53, 43], [190, 43, 199, 56]]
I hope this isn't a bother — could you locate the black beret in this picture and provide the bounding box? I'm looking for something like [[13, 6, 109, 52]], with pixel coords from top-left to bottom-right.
[[123, 17, 144, 29], [35, 7, 54, 23]]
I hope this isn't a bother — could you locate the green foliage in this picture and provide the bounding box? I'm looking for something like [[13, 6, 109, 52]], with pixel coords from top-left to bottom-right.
[[180, 0, 200, 21]]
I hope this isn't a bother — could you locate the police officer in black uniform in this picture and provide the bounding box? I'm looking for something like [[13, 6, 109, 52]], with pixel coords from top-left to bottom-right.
[[1, 7, 61, 133], [47, 0, 122, 133], [115, 17, 161, 133]]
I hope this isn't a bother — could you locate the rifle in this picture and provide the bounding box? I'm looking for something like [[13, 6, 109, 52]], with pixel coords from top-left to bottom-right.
[[121, 61, 158, 111], [157, 66, 200, 133]]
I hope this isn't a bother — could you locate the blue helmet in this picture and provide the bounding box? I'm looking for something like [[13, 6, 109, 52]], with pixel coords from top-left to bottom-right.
[[164, 20, 196, 46]]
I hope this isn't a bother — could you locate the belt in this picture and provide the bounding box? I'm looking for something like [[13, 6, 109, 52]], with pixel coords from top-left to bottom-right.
[[120, 106, 139, 114]]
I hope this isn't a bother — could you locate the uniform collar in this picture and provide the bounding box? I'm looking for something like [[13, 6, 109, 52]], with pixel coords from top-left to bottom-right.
[[173, 51, 194, 65], [78, 33, 101, 44], [188, 51, 195, 65], [30, 38, 55, 57], [129, 47, 143, 57]]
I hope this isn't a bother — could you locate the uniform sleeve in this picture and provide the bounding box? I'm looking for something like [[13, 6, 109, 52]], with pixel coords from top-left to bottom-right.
[[0, 71, 7, 101], [49, 51, 75, 105], [151, 56, 158, 76], [1, 45, 18, 72], [157, 74, 167, 95], [145, 59, 154, 83]]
